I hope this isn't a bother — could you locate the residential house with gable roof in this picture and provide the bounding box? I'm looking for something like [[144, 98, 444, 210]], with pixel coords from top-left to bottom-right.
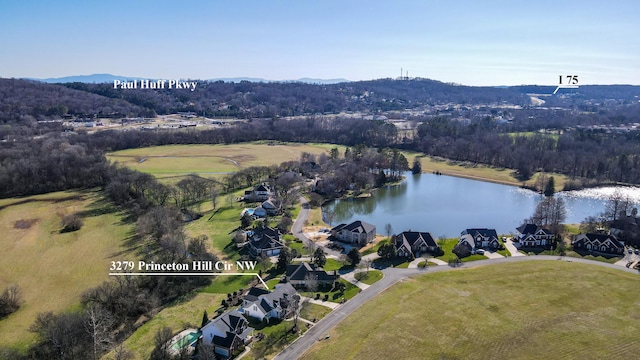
[[285, 262, 339, 289], [394, 231, 441, 258], [330, 220, 376, 246], [516, 224, 554, 247], [200, 309, 253, 358], [238, 283, 298, 322], [572, 233, 624, 255], [247, 226, 284, 258], [459, 228, 500, 251], [244, 183, 273, 202]]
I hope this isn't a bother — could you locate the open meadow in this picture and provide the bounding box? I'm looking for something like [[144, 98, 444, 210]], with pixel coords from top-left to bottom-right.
[[106, 142, 342, 179], [300, 261, 640, 360], [106, 142, 565, 190], [0, 190, 135, 350]]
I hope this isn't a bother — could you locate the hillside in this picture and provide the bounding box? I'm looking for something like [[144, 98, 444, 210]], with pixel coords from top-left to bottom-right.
[[0, 78, 153, 125]]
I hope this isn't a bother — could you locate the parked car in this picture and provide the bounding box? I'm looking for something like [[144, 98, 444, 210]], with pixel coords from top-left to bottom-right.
[[628, 249, 633, 254], [475, 249, 485, 255], [635, 249, 639, 255]]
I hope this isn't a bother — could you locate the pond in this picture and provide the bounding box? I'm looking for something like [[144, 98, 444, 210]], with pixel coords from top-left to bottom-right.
[[323, 173, 640, 238]]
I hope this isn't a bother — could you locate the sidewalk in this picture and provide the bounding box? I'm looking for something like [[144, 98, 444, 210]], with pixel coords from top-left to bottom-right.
[[340, 270, 370, 290], [301, 296, 340, 310]]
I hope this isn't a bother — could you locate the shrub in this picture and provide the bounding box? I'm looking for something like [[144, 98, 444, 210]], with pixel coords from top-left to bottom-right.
[[60, 213, 83, 232], [0, 285, 22, 318]]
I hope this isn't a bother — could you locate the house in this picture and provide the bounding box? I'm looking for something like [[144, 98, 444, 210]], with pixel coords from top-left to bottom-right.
[[516, 224, 555, 247], [252, 206, 267, 218], [330, 220, 376, 246], [238, 283, 298, 322], [394, 231, 440, 258], [200, 309, 253, 358], [459, 228, 500, 251], [244, 183, 273, 202], [261, 199, 281, 216], [572, 233, 624, 255], [285, 262, 339, 289], [247, 226, 284, 258]]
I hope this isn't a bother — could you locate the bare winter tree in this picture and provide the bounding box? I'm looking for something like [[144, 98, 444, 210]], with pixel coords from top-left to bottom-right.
[[84, 304, 114, 360], [385, 223, 393, 239], [604, 189, 631, 222]]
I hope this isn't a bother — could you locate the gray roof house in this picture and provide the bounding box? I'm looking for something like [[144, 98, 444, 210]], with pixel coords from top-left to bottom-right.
[[459, 228, 500, 250], [247, 226, 284, 258], [331, 220, 376, 246], [200, 309, 253, 358], [238, 283, 298, 322], [394, 231, 440, 258], [572, 233, 624, 255], [285, 262, 339, 289]]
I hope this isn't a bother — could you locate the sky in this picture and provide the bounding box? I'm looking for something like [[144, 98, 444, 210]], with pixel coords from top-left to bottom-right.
[[0, 0, 638, 86]]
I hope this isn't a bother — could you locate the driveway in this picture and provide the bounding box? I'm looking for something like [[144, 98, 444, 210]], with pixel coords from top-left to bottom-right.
[[504, 238, 525, 257]]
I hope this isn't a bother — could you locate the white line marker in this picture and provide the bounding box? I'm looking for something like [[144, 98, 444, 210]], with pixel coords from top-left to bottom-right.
[[552, 85, 579, 95], [109, 272, 270, 289]]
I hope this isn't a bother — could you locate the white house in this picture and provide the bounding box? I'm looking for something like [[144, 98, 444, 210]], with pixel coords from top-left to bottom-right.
[[238, 283, 298, 322], [516, 224, 554, 247]]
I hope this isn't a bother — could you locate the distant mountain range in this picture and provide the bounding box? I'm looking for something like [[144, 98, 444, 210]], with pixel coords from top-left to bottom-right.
[[29, 74, 351, 85]]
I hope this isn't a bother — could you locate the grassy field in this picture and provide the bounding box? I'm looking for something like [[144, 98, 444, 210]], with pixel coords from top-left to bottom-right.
[[301, 279, 361, 303], [107, 142, 568, 191], [300, 261, 640, 360], [412, 153, 570, 190], [0, 190, 135, 350], [299, 302, 332, 322], [354, 270, 383, 285], [106, 143, 342, 179], [114, 293, 225, 360]]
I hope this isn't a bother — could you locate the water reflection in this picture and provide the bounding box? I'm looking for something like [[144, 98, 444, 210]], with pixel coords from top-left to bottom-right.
[[323, 172, 640, 237]]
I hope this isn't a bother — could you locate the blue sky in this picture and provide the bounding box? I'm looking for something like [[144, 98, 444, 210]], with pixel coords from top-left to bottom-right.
[[1, 0, 638, 85]]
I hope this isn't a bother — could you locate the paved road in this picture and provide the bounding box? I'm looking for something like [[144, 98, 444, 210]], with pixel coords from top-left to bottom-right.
[[291, 195, 311, 244], [273, 254, 639, 360]]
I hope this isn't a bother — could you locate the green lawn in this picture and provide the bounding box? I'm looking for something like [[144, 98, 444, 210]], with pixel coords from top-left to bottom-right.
[[301, 261, 640, 360], [354, 270, 383, 285], [323, 258, 347, 271], [461, 254, 487, 262], [301, 279, 361, 303], [111, 293, 224, 360], [361, 239, 387, 256], [200, 274, 256, 294], [497, 248, 511, 257], [299, 302, 332, 322], [435, 238, 458, 261], [0, 190, 135, 350], [565, 250, 622, 264]]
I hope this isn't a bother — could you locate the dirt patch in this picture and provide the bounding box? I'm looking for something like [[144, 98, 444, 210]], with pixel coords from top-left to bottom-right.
[[14, 218, 39, 229]]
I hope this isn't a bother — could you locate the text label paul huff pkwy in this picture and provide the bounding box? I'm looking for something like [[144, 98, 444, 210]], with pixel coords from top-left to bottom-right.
[[113, 79, 198, 91]]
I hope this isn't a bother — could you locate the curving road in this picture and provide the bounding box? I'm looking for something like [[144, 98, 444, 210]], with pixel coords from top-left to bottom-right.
[[273, 255, 639, 360]]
